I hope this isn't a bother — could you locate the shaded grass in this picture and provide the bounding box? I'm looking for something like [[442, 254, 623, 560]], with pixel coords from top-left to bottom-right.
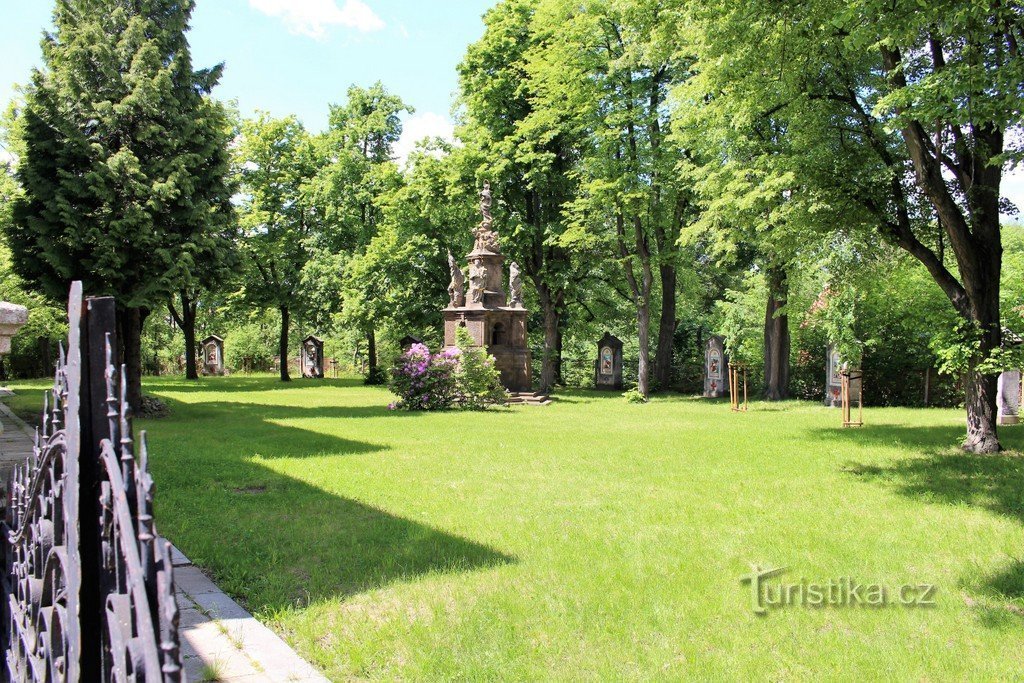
[[5, 376, 1024, 680]]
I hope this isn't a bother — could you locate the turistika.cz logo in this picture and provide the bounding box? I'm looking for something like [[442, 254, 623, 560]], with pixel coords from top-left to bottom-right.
[[740, 565, 937, 615]]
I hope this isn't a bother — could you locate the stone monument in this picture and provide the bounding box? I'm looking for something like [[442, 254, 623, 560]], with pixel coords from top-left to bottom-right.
[[443, 181, 532, 392], [594, 332, 624, 390], [400, 335, 423, 350], [998, 370, 1021, 426], [201, 335, 225, 376], [825, 344, 861, 407], [704, 336, 728, 398], [825, 345, 843, 407], [301, 335, 325, 379], [0, 303, 28, 356]]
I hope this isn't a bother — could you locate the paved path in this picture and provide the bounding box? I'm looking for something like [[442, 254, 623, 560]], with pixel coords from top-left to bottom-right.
[[0, 394, 328, 683], [0, 396, 35, 484]]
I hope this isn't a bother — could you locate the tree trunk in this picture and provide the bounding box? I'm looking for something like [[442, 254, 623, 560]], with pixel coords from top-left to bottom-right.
[[366, 327, 380, 384], [119, 306, 148, 414], [39, 336, 53, 378], [654, 263, 677, 390], [763, 266, 791, 401], [537, 285, 561, 394], [962, 274, 1002, 453], [182, 291, 198, 380], [637, 299, 651, 398], [279, 305, 291, 382]]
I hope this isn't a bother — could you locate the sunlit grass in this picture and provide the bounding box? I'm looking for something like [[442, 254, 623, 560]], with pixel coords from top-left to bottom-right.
[[6, 375, 1024, 680]]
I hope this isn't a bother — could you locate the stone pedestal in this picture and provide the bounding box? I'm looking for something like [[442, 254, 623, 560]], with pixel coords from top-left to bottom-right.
[[998, 370, 1021, 426], [0, 303, 29, 355]]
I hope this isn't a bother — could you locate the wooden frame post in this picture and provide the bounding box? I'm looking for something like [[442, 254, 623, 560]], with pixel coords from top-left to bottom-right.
[[841, 368, 864, 427]]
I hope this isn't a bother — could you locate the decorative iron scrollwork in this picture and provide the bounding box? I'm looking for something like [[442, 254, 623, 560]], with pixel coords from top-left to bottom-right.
[[2, 282, 184, 681]]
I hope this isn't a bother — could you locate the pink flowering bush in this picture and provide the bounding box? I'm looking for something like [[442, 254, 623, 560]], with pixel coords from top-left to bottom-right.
[[387, 343, 459, 411], [387, 331, 506, 411]]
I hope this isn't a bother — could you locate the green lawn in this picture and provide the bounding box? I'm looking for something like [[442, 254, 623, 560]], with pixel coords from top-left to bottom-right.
[[6, 376, 1024, 680]]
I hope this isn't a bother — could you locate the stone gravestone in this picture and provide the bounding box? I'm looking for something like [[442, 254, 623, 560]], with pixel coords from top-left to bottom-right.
[[301, 335, 325, 379], [400, 335, 423, 351], [825, 345, 843, 407], [442, 181, 532, 392], [594, 332, 623, 390], [998, 370, 1021, 425], [201, 335, 225, 376], [704, 336, 728, 398]]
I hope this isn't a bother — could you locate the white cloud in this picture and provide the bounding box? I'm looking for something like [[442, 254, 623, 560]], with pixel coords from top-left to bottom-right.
[[394, 112, 456, 168], [249, 0, 385, 39]]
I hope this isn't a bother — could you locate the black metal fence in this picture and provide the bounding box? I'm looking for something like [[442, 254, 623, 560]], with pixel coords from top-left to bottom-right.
[[2, 282, 183, 681]]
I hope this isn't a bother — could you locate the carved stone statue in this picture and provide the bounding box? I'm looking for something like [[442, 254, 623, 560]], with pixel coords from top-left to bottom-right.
[[509, 261, 524, 308], [469, 257, 486, 305], [447, 250, 466, 307], [480, 181, 492, 224], [473, 181, 501, 253]]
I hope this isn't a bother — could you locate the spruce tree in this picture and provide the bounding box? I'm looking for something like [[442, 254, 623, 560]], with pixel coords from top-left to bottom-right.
[[8, 0, 233, 409]]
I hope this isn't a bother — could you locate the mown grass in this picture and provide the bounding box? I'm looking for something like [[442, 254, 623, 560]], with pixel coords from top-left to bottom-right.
[[6, 375, 1024, 680]]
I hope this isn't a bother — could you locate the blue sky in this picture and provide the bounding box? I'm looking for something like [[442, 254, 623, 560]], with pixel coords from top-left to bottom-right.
[[1, 0, 1021, 216], [1, 0, 497, 160]]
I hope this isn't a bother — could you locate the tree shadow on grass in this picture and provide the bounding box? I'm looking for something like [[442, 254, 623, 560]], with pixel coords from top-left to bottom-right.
[[143, 395, 515, 615], [954, 558, 1024, 630], [829, 424, 1024, 628], [148, 376, 367, 394], [823, 422, 1024, 523], [841, 451, 1024, 523]]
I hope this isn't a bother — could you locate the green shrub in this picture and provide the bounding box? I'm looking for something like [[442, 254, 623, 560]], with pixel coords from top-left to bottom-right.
[[454, 327, 507, 409], [224, 323, 276, 373], [623, 387, 647, 404]]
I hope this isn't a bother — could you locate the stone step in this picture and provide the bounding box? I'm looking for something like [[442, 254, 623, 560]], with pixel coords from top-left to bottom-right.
[[507, 392, 552, 406]]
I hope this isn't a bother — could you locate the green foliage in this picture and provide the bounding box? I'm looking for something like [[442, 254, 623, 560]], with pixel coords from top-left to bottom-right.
[[0, 243, 67, 378], [716, 274, 767, 368], [235, 114, 323, 319], [454, 327, 507, 409], [622, 387, 648, 404], [224, 323, 278, 373], [8, 0, 234, 308]]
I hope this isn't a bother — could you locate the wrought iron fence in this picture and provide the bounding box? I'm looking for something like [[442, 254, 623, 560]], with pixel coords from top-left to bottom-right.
[[2, 282, 183, 681]]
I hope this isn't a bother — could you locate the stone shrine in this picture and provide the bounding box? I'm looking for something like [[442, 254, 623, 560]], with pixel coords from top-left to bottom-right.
[[301, 335, 325, 378], [594, 332, 624, 390], [201, 335, 225, 376], [825, 345, 843, 407], [704, 336, 728, 398], [443, 182, 532, 392], [825, 344, 861, 407], [997, 370, 1021, 426]]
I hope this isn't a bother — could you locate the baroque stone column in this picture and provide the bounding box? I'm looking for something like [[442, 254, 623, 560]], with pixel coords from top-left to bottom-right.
[[442, 181, 532, 392]]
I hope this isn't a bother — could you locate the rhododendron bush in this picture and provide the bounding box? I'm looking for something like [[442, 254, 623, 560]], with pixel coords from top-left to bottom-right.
[[388, 329, 506, 411]]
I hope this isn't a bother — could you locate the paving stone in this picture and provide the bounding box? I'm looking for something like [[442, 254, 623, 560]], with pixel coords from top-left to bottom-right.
[[0, 402, 328, 682], [175, 565, 222, 596]]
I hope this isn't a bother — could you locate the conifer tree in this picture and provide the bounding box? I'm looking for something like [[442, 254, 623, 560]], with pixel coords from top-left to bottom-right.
[[8, 0, 233, 409]]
